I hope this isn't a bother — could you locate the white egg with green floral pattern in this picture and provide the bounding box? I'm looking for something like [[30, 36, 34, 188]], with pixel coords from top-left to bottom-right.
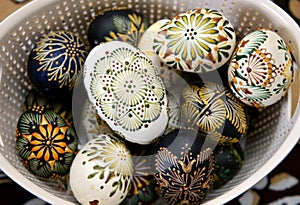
[[69, 135, 133, 205], [153, 8, 236, 73], [228, 29, 294, 108], [83, 41, 169, 144]]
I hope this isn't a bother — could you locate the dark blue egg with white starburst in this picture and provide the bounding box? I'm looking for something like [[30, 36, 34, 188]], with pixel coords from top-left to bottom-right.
[[27, 31, 87, 96]]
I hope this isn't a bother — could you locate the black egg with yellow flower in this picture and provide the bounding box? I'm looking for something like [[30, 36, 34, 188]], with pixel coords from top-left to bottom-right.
[[27, 31, 87, 96], [16, 106, 78, 178], [87, 8, 149, 48], [180, 81, 250, 144]]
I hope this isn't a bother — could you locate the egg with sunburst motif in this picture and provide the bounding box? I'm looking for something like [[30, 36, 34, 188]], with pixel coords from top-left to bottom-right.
[[16, 106, 78, 178], [153, 129, 215, 205], [228, 28, 294, 108], [153, 8, 236, 73], [180, 81, 250, 144], [83, 41, 169, 145], [69, 135, 133, 205], [27, 30, 87, 96], [88, 8, 149, 48]]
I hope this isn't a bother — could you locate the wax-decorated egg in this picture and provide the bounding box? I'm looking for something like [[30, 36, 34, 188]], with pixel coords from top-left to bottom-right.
[[24, 89, 73, 127], [27, 31, 87, 96], [16, 106, 78, 178], [181, 81, 250, 144], [88, 8, 149, 48], [228, 28, 294, 108], [83, 41, 169, 145], [154, 129, 215, 205], [121, 143, 159, 205], [213, 143, 244, 189], [153, 8, 236, 73], [138, 19, 170, 67], [69, 135, 133, 205]]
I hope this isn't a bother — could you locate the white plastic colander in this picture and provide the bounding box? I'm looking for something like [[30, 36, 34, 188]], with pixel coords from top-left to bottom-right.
[[0, 0, 300, 204]]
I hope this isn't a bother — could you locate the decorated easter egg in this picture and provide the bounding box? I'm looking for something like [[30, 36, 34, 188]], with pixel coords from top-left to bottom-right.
[[69, 135, 133, 205], [154, 129, 215, 205], [213, 143, 244, 189], [181, 81, 250, 144], [153, 8, 236, 73], [83, 41, 169, 145], [27, 31, 87, 96], [228, 28, 294, 108], [88, 8, 149, 48], [138, 19, 170, 67], [121, 143, 159, 205], [24, 89, 73, 127], [16, 106, 78, 178]]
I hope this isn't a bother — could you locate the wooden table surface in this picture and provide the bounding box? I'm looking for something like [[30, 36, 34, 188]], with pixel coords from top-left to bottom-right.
[[0, 0, 31, 22]]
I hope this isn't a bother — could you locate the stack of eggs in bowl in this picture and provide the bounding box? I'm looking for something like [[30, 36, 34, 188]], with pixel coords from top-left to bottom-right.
[[15, 6, 294, 205]]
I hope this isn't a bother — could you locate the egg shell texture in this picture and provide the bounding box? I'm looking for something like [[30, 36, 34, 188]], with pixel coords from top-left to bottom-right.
[[27, 31, 87, 96], [228, 29, 294, 108], [180, 81, 250, 144], [153, 8, 236, 73], [83, 41, 169, 145], [88, 8, 149, 48], [154, 129, 215, 205], [16, 107, 78, 178], [213, 143, 243, 189], [69, 135, 133, 205]]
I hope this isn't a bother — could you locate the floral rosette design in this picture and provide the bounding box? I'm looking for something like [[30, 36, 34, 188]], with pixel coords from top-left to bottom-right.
[[16, 106, 78, 178], [228, 29, 294, 108], [69, 135, 133, 205], [27, 31, 87, 95], [153, 8, 236, 73], [84, 41, 169, 145], [180, 81, 249, 144]]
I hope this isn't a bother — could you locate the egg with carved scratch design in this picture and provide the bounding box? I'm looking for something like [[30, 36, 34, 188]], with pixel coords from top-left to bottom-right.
[[83, 41, 169, 145], [153, 8, 236, 73], [69, 135, 133, 205], [228, 28, 294, 108], [27, 31, 87, 96], [154, 129, 215, 205], [16, 106, 78, 178]]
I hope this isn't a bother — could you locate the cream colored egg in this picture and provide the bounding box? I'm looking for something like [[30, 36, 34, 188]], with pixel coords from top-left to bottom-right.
[[228, 28, 294, 108], [69, 135, 133, 205]]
